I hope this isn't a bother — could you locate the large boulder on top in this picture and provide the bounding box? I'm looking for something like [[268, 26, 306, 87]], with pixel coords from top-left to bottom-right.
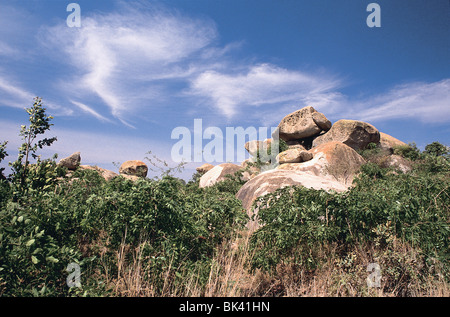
[[312, 119, 380, 151], [274, 106, 332, 141], [235, 169, 348, 212], [119, 160, 148, 178], [199, 163, 245, 188], [58, 152, 81, 170], [277, 141, 366, 184]]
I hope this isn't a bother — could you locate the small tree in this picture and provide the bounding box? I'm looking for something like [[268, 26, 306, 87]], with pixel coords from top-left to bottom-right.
[[424, 141, 449, 158], [10, 97, 57, 189]]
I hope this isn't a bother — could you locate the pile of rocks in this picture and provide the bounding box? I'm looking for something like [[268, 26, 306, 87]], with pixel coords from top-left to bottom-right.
[[197, 105, 409, 214]]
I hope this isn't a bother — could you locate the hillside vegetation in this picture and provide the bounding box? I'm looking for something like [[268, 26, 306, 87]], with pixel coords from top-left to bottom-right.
[[0, 99, 449, 296]]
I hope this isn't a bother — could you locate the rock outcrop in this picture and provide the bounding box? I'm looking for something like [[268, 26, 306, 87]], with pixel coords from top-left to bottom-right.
[[230, 106, 408, 216], [312, 119, 380, 151]]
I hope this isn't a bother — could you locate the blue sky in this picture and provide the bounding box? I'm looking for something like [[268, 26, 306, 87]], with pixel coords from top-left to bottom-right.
[[0, 0, 449, 179]]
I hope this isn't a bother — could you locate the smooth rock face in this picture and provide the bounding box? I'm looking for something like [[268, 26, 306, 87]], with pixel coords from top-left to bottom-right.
[[199, 163, 244, 188], [312, 119, 380, 151], [275, 106, 330, 141], [58, 152, 81, 170], [119, 160, 148, 178], [277, 141, 366, 184], [235, 169, 348, 212], [196, 163, 215, 174]]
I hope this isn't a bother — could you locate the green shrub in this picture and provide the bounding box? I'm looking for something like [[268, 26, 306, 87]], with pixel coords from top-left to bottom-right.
[[393, 142, 421, 161], [424, 142, 449, 158], [249, 167, 450, 277], [0, 168, 248, 296]]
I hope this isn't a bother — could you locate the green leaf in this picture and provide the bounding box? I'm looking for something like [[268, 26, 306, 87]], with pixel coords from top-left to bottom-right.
[[46, 256, 59, 263], [26, 239, 35, 247], [31, 256, 39, 264]]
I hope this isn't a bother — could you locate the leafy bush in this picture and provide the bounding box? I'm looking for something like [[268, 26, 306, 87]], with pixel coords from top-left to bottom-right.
[[393, 142, 421, 161], [0, 98, 248, 296], [424, 142, 449, 158], [249, 164, 450, 279], [0, 169, 248, 296]]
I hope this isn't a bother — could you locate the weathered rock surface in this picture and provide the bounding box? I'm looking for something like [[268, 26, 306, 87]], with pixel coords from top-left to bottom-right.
[[312, 119, 380, 151], [199, 163, 245, 188], [119, 160, 148, 178], [381, 155, 412, 173], [274, 106, 331, 141], [235, 169, 348, 212], [196, 163, 215, 174], [277, 141, 366, 184], [276, 148, 313, 164], [58, 152, 81, 170]]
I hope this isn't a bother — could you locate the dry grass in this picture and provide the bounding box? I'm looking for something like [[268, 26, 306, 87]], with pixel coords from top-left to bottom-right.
[[103, 229, 449, 297]]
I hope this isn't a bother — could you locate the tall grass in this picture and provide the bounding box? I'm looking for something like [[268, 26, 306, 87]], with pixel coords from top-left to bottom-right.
[[105, 229, 449, 297]]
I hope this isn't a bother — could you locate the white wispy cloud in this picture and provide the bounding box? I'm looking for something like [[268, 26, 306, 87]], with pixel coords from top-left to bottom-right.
[[0, 73, 73, 116], [40, 1, 220, 125], [70, 100, 113, 123], [1, 1, 448, 129], [188, 63, 343, 118], [0, 76, 35, 108], [349, 79, 450, 124]]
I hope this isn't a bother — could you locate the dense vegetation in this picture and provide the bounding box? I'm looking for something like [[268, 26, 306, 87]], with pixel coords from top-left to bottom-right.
[[0, 99, 448, 296]]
